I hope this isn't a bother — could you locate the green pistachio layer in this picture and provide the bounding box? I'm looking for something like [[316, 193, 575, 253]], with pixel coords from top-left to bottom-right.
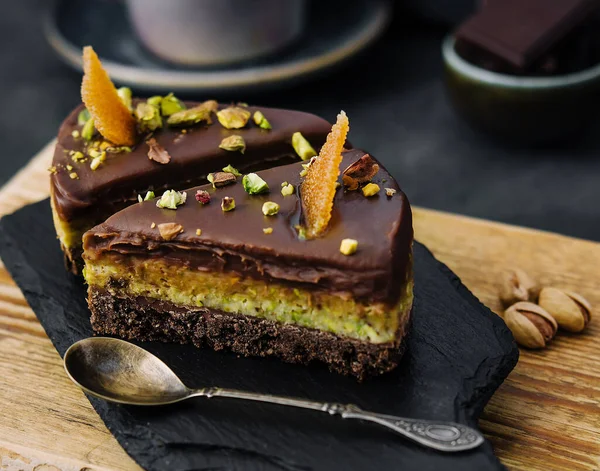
[[84, 254, 413, 344], [50, 194, 94, 251]]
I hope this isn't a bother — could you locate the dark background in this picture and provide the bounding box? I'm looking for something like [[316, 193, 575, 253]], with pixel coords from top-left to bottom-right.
[[3, 0, 600, 241]]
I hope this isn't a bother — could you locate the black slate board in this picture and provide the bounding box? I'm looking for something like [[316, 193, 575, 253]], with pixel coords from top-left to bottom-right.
[[0, 200, 519, 471]]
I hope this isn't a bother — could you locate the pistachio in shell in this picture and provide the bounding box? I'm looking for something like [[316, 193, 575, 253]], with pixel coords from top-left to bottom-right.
[[500, 301, 557, 349], [538, 287, 592, 333], [499, 268, 540, 307]]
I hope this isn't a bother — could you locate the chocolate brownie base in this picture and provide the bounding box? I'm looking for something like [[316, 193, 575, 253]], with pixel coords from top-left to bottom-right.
[[88, 287, 411, 380], [63, 245, 83, 275]]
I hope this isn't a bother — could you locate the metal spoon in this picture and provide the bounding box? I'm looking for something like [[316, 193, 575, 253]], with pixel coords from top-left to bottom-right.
[[64, 337, 484, 452]]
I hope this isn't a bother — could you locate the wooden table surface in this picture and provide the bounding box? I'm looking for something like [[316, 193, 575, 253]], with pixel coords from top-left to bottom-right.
[[0, 142, 599, 471]]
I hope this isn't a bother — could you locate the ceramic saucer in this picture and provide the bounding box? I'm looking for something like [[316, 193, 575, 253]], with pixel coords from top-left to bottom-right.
[[44, 0, 391, 94]]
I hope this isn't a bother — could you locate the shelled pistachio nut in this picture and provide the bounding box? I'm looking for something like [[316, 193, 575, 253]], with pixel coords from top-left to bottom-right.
[[538, 288, 592, 333], [501, 302, 558, 349], [499, 268, 540, 308]]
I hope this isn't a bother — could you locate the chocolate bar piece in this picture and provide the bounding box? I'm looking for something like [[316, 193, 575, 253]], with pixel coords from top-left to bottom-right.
[[456, 0, 599, 69]]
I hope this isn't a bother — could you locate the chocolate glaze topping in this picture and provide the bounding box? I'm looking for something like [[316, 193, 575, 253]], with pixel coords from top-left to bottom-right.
[[51, 102, 333, 222], [84, 150, 413, 304]]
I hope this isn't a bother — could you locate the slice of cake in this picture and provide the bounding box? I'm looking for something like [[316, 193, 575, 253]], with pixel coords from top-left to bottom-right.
[[50, 47, 333, 272], [82, 136, 414, 379]]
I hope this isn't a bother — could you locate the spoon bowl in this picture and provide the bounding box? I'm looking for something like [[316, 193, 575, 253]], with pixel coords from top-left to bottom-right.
[[64, 337, 189, 405]]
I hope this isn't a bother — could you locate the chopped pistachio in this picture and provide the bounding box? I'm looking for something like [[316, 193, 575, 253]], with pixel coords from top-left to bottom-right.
[[87, 148, 104, 170], [344, 176, 359, 191], [158, 222, 183, 241], [151, 222, 156, 229], [89, 149, 106, 162], [106, 145, 132, 154], [137, 190, 156, 203], [222, 164, 242, 176], [242, 173, 269, 195], [77, 108, 91, 126], [263, 227, 273, 235], [156, 189, 187, 210], [361, 183, 380, 197], [195, 189, 211, 204], [167, 104, 213, 127], [69, 172, 79, 180], [202, 100, 219, 113], [299, 156, 317, 177], [135, 102, 163, 132], [295, 225, 307, 240], [81, 118, 95, 141], [253, 111, 272, 130], [281, 181, 288, 187], [217, 106, 251, 129], [88, 149, 106, 170], [117, 87, 133, 111], [147, 95, 163, 107], [90, 157, 102, 170], [384, 187, 397, 197], [196, 229, 202, 236], [161, 93, 186, 116], [99, 141, 111, 151], [219, 135, 246, 153], [221, 196, 236, 212], [281, 183, 294, 196], [66, 164, 73, 171], [208, 172, 236, 188], [238, 102, 249, 107], [262, 201, 280, 216], [292, 132, 317, 160], [48, 166, 57, 174], [340, 238, 358, 256], [71, 130, 80, 139], [71, 151, 85, 162]]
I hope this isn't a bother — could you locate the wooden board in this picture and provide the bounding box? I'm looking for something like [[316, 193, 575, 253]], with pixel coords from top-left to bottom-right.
[[0, 142, 598, 471]]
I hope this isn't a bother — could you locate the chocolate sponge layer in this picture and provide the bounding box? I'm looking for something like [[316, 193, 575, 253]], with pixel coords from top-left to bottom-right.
[[89, 288, 411, 380]]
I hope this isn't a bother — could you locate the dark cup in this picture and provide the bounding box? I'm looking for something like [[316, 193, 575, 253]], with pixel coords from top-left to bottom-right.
[[442, 35, 600, 145]]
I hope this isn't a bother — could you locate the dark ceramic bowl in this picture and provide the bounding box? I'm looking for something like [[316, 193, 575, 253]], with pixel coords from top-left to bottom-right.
[[442, 34, 600, 145]]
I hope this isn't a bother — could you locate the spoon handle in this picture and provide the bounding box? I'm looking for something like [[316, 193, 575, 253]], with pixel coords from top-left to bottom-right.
[[190, 387, 484, 452]]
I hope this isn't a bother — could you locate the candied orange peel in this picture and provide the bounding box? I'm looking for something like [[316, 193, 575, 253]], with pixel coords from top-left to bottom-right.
[[81, 46, 137, 146], [300, 111, 349, 238]]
